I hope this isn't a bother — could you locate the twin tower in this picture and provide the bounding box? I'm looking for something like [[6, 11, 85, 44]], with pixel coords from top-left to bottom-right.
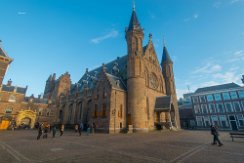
[[125, 8, 180, 132]]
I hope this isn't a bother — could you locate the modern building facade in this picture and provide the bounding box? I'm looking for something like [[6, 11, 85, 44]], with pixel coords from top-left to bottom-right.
[[191, 83, 244, 131], [46, 7, 180, 133]]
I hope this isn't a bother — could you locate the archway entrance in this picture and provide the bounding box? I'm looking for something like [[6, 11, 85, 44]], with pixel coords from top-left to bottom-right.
[[16, 110, 37, 129]]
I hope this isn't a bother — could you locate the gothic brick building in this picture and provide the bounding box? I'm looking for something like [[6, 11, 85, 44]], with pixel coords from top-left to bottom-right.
[[46, 8, 180, 133], [0, 44, 55, 129]]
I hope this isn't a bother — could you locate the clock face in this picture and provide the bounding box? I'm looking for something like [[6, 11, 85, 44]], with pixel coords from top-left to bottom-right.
[[149, 73, 158, 89]]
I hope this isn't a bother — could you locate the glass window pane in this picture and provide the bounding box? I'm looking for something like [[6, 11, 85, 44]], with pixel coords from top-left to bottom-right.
[[207, 95, 214, 102], [192, 96, 199, 104], [200, 96, 206, 103], [194, 105, 201, 114], [222, 92, 230, 100], [211, 115, 219, 127], [238, 91, 244, 99], [208, 104, 216, 113], [217, 103, 225, 113], [236, 115, 244, 127], [219, 115, 229, 128], [230, 91, 238, 99], [225, 103, 233, 112], [196, 116, 203, 126], [214, 94, 222, 101], [203, 116, 211, 127], [201, 104, 208, 114], [233, 102, 241, 112]]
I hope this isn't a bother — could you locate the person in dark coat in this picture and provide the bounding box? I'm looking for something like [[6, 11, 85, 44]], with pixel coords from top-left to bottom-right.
[[43, 124, 48, 139], [37, 123, 43, 140], [78, 122, 83, 136], [52, 125, 57, 138], [210, 125, 223, 146]]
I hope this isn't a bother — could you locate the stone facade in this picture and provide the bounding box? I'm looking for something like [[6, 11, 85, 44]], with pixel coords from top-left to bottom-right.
[[0, 45, 55, 129], [47, 8, 180, 133]]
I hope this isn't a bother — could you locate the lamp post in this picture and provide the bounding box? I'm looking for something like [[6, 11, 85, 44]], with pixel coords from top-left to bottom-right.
[[113, 91, 117, 133]]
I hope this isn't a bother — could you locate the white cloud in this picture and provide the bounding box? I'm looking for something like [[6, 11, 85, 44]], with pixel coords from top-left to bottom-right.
[[229, 50, 244, 62], [192, 63, 222, 74], [17, 11, 26, 15], [176, 89, 189, 99], [230, 0, 242, 4], [184, 14, 199, 22], [212, 71, 241, 83], [91, 29, 119, 44]]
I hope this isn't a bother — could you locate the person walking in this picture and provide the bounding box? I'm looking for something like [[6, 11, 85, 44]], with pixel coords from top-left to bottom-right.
[[92, 122, 96, 134], [78, 122, 83, 136], [37, 123, 43, 140], [210, 125, 223, 146], [60, 124, 64, 136], [43, 123, 48, 139], [75, 124, 79, 133], [52, 124, 57, 138], [86, 124, 90, 136]]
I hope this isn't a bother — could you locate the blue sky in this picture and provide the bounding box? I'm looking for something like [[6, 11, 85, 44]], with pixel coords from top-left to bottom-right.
[[0, 0, 243, 98]]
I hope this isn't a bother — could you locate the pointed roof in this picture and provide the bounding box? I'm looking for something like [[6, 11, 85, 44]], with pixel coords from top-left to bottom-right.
[[128, 9, 141, 31], [0, 47, 8, 57], [161, 46, 173, 64]]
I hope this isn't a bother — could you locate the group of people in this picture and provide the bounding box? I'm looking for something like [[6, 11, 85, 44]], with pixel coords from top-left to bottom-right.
[[36, 122, 96, 140]]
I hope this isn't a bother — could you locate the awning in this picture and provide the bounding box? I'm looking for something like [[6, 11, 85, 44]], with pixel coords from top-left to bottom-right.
[[154, 96, 172, 112]]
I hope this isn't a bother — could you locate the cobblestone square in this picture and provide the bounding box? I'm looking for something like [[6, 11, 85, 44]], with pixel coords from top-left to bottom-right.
[[0, 130, 244, 163]]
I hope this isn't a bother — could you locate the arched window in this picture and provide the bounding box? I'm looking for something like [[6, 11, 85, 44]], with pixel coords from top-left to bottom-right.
[[118, 104, 123, 118]]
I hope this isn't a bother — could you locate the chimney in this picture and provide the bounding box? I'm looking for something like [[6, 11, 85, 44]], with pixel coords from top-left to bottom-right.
[[7, 79, 12, 86]]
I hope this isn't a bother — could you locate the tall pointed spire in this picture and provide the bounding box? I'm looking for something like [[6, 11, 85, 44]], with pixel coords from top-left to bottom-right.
[[128, 0, 141, 31], [161, 41, 173, 65]]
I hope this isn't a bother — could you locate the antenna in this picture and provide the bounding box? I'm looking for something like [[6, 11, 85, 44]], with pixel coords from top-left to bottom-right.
[[133, 0, 136, 11], [187, 85, 191, 92]]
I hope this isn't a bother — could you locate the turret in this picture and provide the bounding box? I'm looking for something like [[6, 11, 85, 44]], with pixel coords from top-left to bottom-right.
[[161, 44, 180, 128], [126, 6, 148, 132]]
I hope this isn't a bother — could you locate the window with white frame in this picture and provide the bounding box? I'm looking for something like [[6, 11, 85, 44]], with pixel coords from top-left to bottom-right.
[[207, 94, 214, 102], [208, 103, 216, 113], [192, 96, 199, 104], [201, 104, 208, 114], [200, 96, 206, 103], [211, 115, 219, 127], [230, 91, 238, 99], [236, 115, 244, 127], [216, 103, 225, 113], [214, 94, 222, 101], [222, 92, 231, 100], [194, 105, 201, 114], [219, 115, 229, 128], [203, 116, 211, 127], [238, 90, 244, 99], [225, 103, 233, 113], [233, 102, 241, 112], [196, 116, 203, 127]]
